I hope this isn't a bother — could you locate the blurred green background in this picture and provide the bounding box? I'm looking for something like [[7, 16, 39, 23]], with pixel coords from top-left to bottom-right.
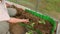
[[8, 0, 60, 20]]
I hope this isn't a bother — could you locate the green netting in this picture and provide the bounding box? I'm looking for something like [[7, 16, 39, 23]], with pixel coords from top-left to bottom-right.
[[25, 9, 56, 34]]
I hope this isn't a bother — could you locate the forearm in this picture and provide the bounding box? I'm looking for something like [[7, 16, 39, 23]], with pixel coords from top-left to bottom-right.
[[8, 17, 29, 23]]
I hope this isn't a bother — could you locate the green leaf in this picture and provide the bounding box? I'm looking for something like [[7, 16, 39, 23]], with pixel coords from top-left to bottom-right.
[[30, 23, 35, 27], [26, 30, 33, 34], [19, 23, 34, 30], [39, 20, 46, 24], [35, 29, 42, 34]]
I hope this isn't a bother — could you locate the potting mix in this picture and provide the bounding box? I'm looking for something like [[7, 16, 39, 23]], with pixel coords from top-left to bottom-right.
[[8, 5, 57, 34]]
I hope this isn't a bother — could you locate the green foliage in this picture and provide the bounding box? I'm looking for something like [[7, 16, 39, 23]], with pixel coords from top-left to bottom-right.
[[26, 30, 33, 34], [19, 23, 42, 34], [30, 23, 35, 27], [39, 20, 46, 24], [19, 23, 34, 30], [35, 29, 42, 34]]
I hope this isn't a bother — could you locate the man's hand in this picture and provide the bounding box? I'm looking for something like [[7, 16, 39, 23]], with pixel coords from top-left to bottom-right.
[[8, 18, 29, 23]]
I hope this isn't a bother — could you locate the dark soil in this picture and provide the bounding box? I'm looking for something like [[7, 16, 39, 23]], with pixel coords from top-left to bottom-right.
[[8, 5, 56, 34]]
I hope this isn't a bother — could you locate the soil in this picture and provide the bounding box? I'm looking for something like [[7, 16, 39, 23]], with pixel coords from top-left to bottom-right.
[[8, 5, 56, 34]]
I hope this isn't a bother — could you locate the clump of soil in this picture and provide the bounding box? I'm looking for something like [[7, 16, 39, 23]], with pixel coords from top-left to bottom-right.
[[8, 5, 56, 34]]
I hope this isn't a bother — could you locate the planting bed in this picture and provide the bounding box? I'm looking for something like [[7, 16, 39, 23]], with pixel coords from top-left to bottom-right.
[[7, 5, 57, 34]]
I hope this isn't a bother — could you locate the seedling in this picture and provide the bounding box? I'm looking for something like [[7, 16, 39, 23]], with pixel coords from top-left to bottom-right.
[[39, 20, 46, 24]]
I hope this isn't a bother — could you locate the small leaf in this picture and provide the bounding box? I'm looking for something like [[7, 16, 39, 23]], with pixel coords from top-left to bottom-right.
[[39, 20, 46, 24], [26, 30, 33, 34], [35, 29, 42, 34], [30, 23, 35, 27], [39, 21, 42, 23]]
